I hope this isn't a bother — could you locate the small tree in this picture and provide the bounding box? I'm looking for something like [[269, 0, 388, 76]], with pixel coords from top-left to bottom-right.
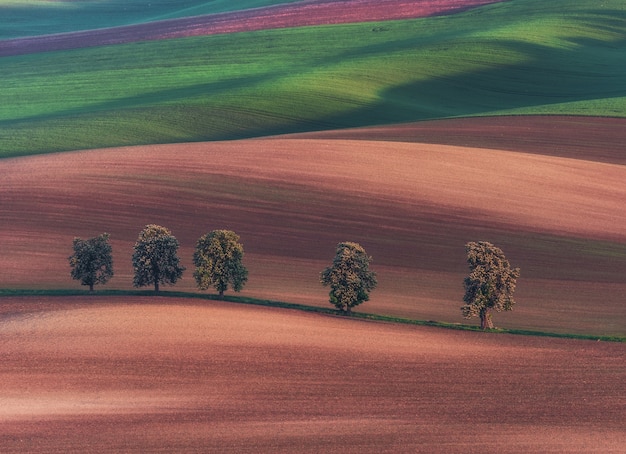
[[68, 233, 114, 292], [462, 241, 520, 329], [320, 242, 377, 315], [132, 224, 185, 293], [193, 229, 248, 298]]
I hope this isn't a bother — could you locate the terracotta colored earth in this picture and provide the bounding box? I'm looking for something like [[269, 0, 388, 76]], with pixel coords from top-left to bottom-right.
[[0, 0, 503, 56], [1, 1, 624, 449], [294, 115, 626, 165], [1, 125, 625, 335], [0, 296, 624, 452]]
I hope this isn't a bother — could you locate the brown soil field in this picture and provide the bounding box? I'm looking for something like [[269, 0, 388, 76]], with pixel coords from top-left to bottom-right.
[[0, 0, 502, 56], [1, 296, 624, 453], [294, 116, 626, 165], [1, 126, 625, 336]]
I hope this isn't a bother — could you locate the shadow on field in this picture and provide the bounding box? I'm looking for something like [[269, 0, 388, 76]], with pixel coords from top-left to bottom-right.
[[1, 73, 274, 125], [200, 31, 626, 140], [331, 35, 626, 126]]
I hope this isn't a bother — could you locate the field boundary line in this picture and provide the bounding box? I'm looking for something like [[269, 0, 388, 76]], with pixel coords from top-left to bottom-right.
[[1, 288, 623, 343]]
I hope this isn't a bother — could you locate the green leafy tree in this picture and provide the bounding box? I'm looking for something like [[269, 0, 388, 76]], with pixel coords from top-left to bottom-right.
[[68, 233, 114, 292], [462, 241, 520, 329], [132, 224, 185, 293], [320, 242, 377, 315], [193, 229, 248, 298]]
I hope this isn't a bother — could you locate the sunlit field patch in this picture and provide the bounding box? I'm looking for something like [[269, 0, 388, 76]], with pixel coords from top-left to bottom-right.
[[1, 0, 624, 156], [0, 296, 624, 452], [2, 138, 624, 336]]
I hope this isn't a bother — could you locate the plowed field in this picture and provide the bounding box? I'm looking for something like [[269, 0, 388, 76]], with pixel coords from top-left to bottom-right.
[[2, 1, 624, 450], [2, 124, 625, 335], [295, 116, 626, 165], [1, 296, 624, 452]]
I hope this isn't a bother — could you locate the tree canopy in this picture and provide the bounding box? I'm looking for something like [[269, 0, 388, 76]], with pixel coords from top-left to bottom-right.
[[132, 224, 185, 293], [193, 229, 248, 298], [462, 241, 520, 329], [68, 233, 113, 292], [320, 242, 377, 314]]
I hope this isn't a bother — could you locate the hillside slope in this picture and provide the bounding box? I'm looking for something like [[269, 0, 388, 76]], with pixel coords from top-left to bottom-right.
[[0, 0, 303, 39], [2, 138, 625, 335], [1, 297, 624, 452], [1, 0, 624, 156], [293, 115, 626, 164], [0, 0, 501, 53]]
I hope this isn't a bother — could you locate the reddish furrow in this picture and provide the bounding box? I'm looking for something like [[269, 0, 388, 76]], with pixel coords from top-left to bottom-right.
[[0, 0, 503, 56]]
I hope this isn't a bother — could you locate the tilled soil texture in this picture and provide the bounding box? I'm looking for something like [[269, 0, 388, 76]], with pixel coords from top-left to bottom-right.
[[0, 296, 624, 453], [1, 135, 625, 335], [293, 116, 626, 165], [0, 0, 503, 56]]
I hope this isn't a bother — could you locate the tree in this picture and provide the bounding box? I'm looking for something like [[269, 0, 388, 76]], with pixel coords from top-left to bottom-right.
[[320, 242, 377, 314], [68, 233, 114, 292], [462, 241, 520, 330], [193, 229, 248, 298], [132, 224, 185, 293]]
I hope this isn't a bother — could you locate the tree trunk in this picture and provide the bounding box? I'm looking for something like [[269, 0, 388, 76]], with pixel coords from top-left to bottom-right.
[[153, 267, 160, 293], [480, 309, 494, 329], [89, 283, 94, 293], [219, 289, 224, 300], [346, 306, 352, 316]]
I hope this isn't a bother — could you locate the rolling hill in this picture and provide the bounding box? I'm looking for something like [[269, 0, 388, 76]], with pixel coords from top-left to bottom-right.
[[1, 297, 624, 452], [1, 0, 625, 335], [0, 0, 304, 39], [2, 137, 625, 336], [1, 0, 625, 156], [2, 1, 626, 451]]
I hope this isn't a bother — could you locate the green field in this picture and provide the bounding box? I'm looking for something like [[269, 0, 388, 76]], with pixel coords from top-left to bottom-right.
[[0, 0, 301, 39], [1, 0, 625, 157]]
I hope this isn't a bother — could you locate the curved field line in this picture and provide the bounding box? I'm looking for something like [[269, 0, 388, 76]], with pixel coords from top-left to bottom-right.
[[1, 137, 625, 335], [290, 116, 626, 165], [0, 0, 503, 56], [0, 296, 624, 452]]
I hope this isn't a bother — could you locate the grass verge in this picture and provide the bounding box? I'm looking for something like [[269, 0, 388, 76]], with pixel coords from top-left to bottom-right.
[[1, 288, 623, 342]]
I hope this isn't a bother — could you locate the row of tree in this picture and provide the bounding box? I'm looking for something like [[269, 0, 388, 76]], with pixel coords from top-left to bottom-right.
[[69, 225, 519, 329], [70, 225, 247, 297]]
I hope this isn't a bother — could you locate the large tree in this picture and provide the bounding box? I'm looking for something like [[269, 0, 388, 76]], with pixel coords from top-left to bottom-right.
[[462, 241, 520, 329], [68, 233, 114, 292], [193, 229, 248, 298], [320, 242, 377, 315], [132, 224, 185, 293]]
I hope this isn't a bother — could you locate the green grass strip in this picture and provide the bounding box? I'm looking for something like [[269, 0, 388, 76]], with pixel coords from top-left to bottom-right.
[[1, 288, 623, 343]]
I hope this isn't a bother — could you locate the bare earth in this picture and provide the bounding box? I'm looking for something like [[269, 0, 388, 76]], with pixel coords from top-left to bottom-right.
[[0, 296, 624, 453], [1, 1, 624, 449], [295, 116, 626, 165], [1, 129, 625, 335], [0, 0, 502, 56]]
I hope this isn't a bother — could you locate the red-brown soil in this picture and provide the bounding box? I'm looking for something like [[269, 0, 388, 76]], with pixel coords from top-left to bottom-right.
[[0, 0, 503, 56], [1, 296, 624, 452], [294, 116, 626, 165], [1, 127, 625, 335]]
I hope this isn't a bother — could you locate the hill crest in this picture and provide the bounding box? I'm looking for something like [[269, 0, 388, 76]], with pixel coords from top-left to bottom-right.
[[0, 0, 502, 56]]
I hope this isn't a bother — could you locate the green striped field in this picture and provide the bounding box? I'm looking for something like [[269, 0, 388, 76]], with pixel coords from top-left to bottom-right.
[[1, 0, 625, 157], [0, 0, 301, 38]]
